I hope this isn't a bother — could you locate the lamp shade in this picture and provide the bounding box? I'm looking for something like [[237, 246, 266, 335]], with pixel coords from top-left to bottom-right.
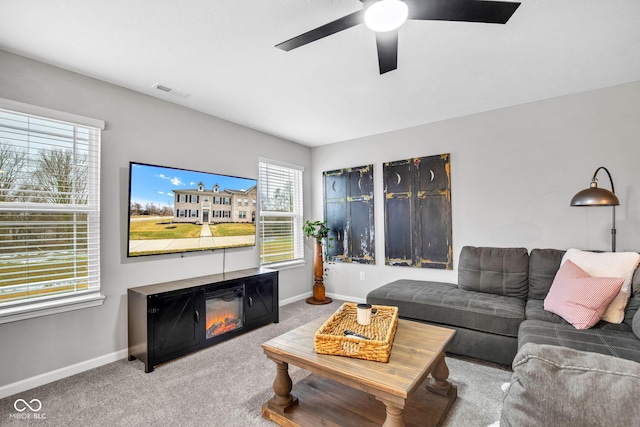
[[570, 183, 620, 207], [570, 166, 619, 252]]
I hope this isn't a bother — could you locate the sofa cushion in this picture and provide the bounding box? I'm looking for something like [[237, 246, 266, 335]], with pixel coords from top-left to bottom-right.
[[562, 248, 640, 324], [634, 309, 640, 339], [518, 319, 640, 362], [458, 246, 529, 299], [525, 299, 633, 332], [501, 343, 640, 427], [528, 248, 565, 300], [525, 299, 569, 324], [543, 260, 623, 329], [367, 279, 525, 337]]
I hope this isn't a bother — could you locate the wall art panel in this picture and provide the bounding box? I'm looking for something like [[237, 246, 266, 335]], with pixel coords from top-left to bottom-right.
[[383, 154, 452, 269], [324, 165, 374, 264]]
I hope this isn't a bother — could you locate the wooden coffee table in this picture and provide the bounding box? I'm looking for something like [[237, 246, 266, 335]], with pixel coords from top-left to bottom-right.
[[261, 315, 457, 427]]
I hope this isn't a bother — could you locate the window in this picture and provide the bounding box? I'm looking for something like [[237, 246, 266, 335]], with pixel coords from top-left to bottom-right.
[[258, 160, 303, 266], [178, 194, 186, 203], [0, 98, 104, 323], [190, 210, 198, 218]]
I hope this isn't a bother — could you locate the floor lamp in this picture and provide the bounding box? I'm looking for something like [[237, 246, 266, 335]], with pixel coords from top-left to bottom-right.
[[570, 166, 620, 252]]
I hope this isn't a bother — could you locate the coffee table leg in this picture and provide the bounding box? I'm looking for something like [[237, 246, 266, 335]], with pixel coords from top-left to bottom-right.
[[269, 360, 298, 412], [377, 399, 406, 427], [427, 355, 452, 396]]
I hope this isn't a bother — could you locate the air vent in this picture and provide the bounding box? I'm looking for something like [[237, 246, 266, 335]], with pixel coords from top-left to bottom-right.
[[151, 83, 190, 99]]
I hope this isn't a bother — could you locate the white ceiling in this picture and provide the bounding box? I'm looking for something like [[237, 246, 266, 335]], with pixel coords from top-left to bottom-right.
[[1, 0, 639, 147]]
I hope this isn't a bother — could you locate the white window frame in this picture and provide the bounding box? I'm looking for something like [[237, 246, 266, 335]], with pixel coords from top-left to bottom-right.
[[258, 159, 304, 269], [0, 98, 105, 324]]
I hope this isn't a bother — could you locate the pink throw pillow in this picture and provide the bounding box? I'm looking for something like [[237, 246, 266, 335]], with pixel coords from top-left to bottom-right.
[[544, 260, 624, 330]]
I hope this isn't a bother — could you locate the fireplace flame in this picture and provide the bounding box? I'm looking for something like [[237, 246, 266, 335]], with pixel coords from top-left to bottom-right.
[[206, 311, 241, 338]]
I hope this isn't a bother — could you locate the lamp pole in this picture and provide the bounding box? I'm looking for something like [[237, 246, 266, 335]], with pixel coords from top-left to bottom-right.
[[593, 167, 617, 252]]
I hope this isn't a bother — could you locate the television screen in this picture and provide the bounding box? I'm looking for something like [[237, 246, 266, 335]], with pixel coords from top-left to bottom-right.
[[127, 162, 257, 257]]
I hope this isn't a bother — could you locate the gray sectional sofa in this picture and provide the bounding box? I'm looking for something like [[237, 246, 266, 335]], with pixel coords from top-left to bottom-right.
[[367, 245, 640, 426], [366, 246, 640, 365]]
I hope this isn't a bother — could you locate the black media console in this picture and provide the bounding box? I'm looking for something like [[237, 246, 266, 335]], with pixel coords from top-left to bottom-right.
[[127, 267, 278, 372]]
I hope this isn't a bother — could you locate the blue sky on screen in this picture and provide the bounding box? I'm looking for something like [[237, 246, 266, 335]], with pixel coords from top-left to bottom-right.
[[129, 163, 256, 208]]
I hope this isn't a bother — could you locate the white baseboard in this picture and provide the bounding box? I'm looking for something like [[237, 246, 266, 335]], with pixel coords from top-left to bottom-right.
[[327, 292, 365, 304], [279, 292, 312, 306], [0, 349, 128, 400], [279, 292, 364, 306]]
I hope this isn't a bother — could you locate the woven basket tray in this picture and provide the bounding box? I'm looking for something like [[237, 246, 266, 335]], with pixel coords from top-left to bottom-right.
[[314, 303, 399, 363]]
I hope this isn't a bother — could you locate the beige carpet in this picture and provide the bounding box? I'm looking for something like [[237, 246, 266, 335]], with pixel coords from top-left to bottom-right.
[[0, 299, 512, 426]]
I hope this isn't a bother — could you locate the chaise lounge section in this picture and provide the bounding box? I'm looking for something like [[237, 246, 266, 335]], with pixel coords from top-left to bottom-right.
[[367, 246, 529, 365]]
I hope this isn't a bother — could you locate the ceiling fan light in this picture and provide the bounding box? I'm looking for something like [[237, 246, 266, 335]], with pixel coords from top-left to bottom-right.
[[364, 0, 409, 33]]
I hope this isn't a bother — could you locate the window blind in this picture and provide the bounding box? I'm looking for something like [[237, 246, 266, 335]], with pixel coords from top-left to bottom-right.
[[0, 106, 101, 307], [258, 161, 303, 266]]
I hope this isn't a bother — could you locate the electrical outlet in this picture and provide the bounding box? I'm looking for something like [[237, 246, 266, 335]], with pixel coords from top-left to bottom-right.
[[359, 272, 365, 281]]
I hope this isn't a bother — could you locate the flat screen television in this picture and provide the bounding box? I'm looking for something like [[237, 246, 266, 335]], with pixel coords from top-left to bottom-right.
[[127, 162, 257, 257]]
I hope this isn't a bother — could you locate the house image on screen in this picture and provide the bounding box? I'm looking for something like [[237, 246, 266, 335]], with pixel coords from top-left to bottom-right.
[[173, 182, 256, 224]]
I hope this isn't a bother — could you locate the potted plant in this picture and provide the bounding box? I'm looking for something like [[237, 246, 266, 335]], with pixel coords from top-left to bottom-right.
[[303, 220, 333, 305]]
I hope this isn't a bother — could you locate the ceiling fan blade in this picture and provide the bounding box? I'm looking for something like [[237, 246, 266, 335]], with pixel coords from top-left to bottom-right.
[[276, 10, 364, 51], [406, 0, 520, 24], [376, 30, 398, 74]]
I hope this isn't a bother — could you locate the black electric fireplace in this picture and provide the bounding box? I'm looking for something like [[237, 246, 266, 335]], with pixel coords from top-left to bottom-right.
[[206, 285, 244, 339], [128, 268, 279, 373]]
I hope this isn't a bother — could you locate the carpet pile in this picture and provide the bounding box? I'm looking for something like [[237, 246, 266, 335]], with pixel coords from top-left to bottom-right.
[[0, 299, 511, 426]]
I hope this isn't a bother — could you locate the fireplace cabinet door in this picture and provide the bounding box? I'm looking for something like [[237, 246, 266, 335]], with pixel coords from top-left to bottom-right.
[[149, 289, 205, 366], [244, 273, 278, 326]]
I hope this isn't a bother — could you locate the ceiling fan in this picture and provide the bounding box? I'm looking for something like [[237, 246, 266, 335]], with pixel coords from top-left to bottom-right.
[[275, 0, 521, 74]]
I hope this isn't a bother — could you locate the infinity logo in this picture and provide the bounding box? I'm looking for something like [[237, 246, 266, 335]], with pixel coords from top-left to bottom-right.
[[14, 398, 42, 412]]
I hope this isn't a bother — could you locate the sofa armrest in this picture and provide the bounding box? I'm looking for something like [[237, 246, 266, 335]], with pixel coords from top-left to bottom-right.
[[501, 343, 640, 427]]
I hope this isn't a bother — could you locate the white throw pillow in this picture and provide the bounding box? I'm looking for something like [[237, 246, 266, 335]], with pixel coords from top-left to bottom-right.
[[561, 248, 640, 323]]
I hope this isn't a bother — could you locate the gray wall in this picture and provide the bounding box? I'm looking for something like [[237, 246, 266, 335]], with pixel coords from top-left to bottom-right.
[[0, 50, 313, 387], [312, 81, 640, 300]]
